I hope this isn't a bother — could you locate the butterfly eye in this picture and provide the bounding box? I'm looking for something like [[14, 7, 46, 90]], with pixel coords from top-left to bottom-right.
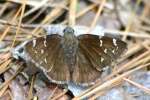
[[18, 47, 24, 54]]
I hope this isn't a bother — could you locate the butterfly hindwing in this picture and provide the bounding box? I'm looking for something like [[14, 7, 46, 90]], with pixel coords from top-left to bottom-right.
[[46, 47, 70, 83], [72, 46, 102, 85]]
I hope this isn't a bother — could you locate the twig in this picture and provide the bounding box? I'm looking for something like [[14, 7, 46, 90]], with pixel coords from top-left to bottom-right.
[[89, 0, 106, 32], [74, 63, 150, 99], [69, 0, 77, 26], [123, 78, 150, 95]]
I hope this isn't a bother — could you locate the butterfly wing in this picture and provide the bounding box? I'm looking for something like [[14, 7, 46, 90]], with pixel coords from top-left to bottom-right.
[[72, 34, 126, 85], [25, 34, 70, 84], [73, 46, 102, 85], [46, 47, 70, 84], [79, 34, 126, 71]]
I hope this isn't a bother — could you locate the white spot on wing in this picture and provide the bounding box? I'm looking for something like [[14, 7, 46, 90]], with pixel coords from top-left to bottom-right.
[[116, 46, 118, 50], [44, 58, 47, 64], [47, 65, 54, 72], [40, 61, 43, 64], [100, 40, 103, 47], [104, 49, 107, 53], [44, 36, 47, 47], [102, 66, 109, 71], [112, 49, 115, 54], [41, 49, 44, 54], [34, 50, 38, 54], [44, 40, 47, 47], [32, 39, 36, 47], [113, 38, 117, 46], [101, 57, 104, 62]]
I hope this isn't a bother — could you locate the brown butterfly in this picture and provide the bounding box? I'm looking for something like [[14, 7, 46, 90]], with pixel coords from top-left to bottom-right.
[[12, 27, 127, 86]]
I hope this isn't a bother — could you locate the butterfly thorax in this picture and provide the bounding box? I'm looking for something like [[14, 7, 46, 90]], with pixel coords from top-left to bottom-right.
[[61, 27, 78, 76]]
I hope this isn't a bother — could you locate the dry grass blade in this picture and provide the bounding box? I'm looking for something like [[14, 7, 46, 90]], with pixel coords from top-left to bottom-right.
[[140, 16, 150, 25], [89, 91, 106, 100], [23, 0, 49, 18], [104, 29, 150, 39], [0, 64, 23, 90], [123, 0, 142, 41], [28, 75, 36, 100], [69, 0, 77, 26], [8, 0, 68, 10], [106, 50, 150, 80], [11, 0, 26, 48], [48, 86, 58, 100], [78, 50, 150, 98], [0, 84, 8, 97], [89, 81, 122, 99], [0, 59, 11, 74], [62, 4, 97, 24], [0, 2, 10, 16], [7, 0, 42, 6], [51, 89, 68, 100], [26, 7, 47, 24], [73, 63, 150, 99], [123, 78, 150, 95], [0, 7, 22, 42], [30, 0, 68, 36], [120, 40, 150, 62], [89, 0, 106, 32], [0, 53, 11, 62]]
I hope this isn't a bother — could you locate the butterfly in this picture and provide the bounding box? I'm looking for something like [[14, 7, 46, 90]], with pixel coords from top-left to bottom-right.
[[12, 26, 127, 86]]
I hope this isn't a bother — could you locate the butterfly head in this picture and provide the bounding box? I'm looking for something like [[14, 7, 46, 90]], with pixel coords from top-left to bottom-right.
[[11, 41, 30, 61], [63, 27, 75, 36]]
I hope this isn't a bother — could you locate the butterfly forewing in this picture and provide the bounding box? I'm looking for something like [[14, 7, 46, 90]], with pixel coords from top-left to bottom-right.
[[25, 34, 70, 83], [76, 34, 127, 75], [99, 36, 127, 58]]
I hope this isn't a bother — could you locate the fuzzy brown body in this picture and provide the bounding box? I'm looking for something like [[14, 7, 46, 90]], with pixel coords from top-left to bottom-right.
[[61, 33, 78, 78]]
